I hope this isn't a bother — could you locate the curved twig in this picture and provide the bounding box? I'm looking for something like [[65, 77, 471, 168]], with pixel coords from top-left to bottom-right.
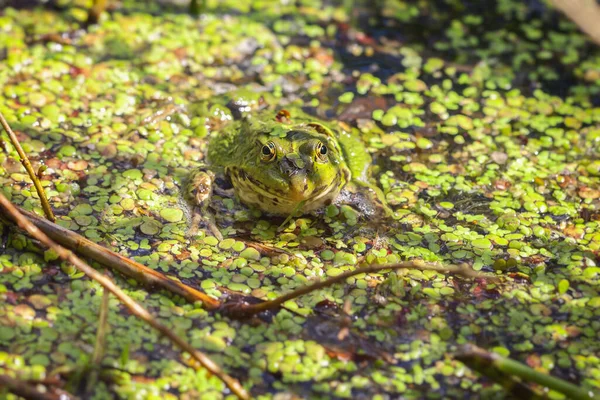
[[0, 110, 55, 222], [221, 261, 498, 317], [0, 194, 249, 400]]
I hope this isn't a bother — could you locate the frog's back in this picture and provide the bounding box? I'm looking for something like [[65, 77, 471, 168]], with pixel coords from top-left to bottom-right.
[[207, 119, 264, 167], [207, 121, 240, 166]]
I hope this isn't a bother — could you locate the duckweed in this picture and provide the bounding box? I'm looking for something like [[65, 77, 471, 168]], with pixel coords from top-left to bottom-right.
[[1, 0, 599, 399]]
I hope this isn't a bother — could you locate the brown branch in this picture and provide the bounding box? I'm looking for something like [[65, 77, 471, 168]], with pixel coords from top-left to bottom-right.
[[222, 261, 498, 317], [0, 110, 55, 222], [551, 0, 600, 46], [0, 194, 249, 400], [0, 374, 65, 400], [3, 206, 220, 310]]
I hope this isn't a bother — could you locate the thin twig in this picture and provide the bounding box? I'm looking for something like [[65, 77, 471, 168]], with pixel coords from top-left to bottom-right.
[[222, 261, 498, 317], [0, 110, 55, 222], [0, 194, 249, 400], [456, 344, 595, 400], [86, 288, 110, 394], [4, 206, 220, 310], [92, 288, 110, 365], [0, 374, 64, 400]]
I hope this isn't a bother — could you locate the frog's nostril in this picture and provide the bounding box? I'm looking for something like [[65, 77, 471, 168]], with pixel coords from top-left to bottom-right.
[[281, 160, 298, 176], [281, 153, 306, 176]]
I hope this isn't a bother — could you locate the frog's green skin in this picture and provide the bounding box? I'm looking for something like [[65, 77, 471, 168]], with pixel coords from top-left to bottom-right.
[[185, 110, 390, 233]]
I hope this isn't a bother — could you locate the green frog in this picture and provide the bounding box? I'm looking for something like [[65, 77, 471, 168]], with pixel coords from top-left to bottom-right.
[[185, 109, 392, 238]]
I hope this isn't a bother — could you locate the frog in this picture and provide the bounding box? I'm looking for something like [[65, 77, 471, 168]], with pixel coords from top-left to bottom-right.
[[184, 108, 393, 239]]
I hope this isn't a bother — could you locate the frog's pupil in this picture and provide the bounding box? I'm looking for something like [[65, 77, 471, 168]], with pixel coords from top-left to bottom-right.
[[262, 145, 272, 155], [320, 144, 327, 155]]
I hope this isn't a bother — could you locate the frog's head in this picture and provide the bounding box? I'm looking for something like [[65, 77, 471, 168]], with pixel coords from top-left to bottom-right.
[[232, 116, 351, 213]]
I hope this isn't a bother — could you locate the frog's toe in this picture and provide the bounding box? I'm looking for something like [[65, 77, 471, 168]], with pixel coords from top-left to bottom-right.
[[206, 219, 224, 241], [189, 208, 223, 241]]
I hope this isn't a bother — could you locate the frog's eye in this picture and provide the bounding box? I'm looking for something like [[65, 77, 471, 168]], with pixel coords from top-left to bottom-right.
[[261, 141, 276, 161], [315, 141, 328, 161]]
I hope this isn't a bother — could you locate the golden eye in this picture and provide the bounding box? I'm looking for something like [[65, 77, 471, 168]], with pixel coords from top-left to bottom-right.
[[316, 142, 328, 161], [261, 141, 276, 161]]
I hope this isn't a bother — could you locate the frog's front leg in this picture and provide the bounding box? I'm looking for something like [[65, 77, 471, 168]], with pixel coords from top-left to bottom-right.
[[185, 166, 223, 240]]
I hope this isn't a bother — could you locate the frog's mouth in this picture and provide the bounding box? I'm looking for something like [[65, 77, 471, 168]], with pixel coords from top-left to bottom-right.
[[287, 174, 309, 202], [253, 172, 340, 203], [230, 168, 343, 214]]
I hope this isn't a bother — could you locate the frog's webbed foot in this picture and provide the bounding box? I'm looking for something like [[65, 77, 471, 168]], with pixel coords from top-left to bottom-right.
[[185, 168, 223, 240], [354, 180, 396, 219], [338, 181, 396, 222]]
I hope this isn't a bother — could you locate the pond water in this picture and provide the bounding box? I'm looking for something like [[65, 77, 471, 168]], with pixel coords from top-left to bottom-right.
[[0, 1, 599, 399]]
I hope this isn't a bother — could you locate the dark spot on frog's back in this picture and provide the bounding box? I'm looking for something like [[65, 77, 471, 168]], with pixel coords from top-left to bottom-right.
[[285, 130, 317, 141], [226, 100, 245, 119]]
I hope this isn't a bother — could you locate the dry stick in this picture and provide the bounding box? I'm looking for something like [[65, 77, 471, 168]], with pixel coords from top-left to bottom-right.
[[551, 0, 600, 46], [0, 110, 55, 222], [228, 261, 498, 316], [0, 374, 63, 400], [0, 194, 249, 400], [7, 206, 220, 310]]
